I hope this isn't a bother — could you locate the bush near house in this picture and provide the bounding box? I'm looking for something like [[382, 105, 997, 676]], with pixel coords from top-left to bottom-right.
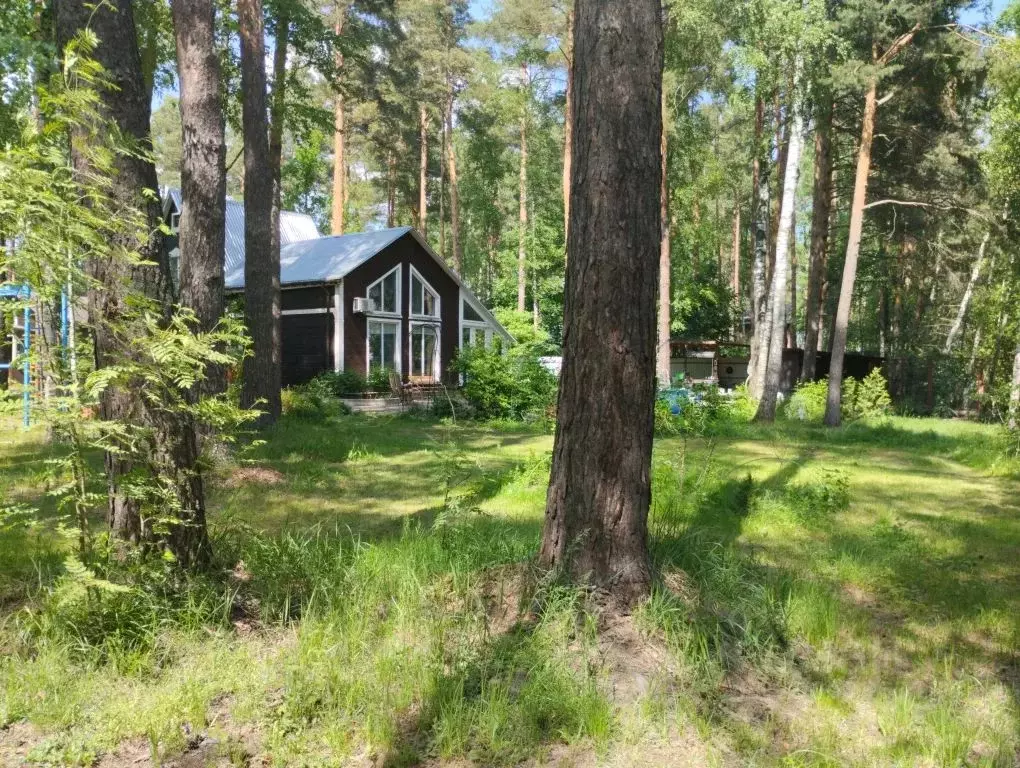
[[451, 344, 557, 421], [787, 370, 892, 423]]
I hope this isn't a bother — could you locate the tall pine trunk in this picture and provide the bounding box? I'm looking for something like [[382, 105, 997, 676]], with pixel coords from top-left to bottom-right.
[[802, 99, 833, 381], [755, 58, 804, 423], [943, 232, 990, 354], [562, 8, 574, 245], [445, 87, 462, 272], [239, 0, 281, 426], [330, 6, 348, 235], [1009, 342, 1020, 430], [172, 0, 226, 339], [540, 0, 663, 607], [731, 200, 741, 335], [825, 29, 918, 426], [269, 10, 289, 288], [418, 104, 429, 236], [518, 67, 529, 313], [656, 92, 671, 388], [748, 96, 771, 398]]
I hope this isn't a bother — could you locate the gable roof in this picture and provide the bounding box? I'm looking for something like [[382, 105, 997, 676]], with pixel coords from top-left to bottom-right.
[[221, 225, 512, 343], [164, 188, 321, 281], [224, 227, 412, 289]]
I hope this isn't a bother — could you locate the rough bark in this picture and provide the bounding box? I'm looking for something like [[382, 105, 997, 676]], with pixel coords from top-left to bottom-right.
[[445, 85, 462, 272], [747, 96, 770, 398], [518, 66, 529, 313], [540, 0, 663, 607], [56, 0, 167, 544], [238, 0, 281, 425], [755, 58, 804, 423], [802, 99, 833, 381], [172, 0, 226, 339], [943, 232, 990, 354], [824, 28, 918, 427], [330, 7, 348, 235], [562, 7, 574, 245], [418, 104, 429, 236], [656, 92, 672, 388], [269, 8, 289, 312], [58, 0, 210, 566]]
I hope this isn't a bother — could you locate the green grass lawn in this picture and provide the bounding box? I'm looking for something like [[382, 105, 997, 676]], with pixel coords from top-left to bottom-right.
[[1, 413, 1018, 766]]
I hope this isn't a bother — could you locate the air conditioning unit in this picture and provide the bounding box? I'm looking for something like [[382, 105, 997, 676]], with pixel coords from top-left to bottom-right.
[[353, 297, 376, 314]]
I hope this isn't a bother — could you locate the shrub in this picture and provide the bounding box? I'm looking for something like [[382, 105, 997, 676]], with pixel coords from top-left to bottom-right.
[[366, 366, 393, 393], [451, 345, 556, 421], [843, 368, 892, 420], [281, 385, 352, 419], [308, 369, 366, 396], [787, 379, 829, 422]]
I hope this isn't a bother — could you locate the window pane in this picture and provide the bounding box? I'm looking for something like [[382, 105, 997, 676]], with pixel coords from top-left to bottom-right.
[[423, 289, 435, 316], [368, 282, 381, 309], [411, 275, 422, 315], [382, 272, 396, 313], [369, 322, 382, 371], [462, 328, 471, 347], [463, 301, 484, 322], [424, 327, 437, 377], [383, 323, 396, 368]]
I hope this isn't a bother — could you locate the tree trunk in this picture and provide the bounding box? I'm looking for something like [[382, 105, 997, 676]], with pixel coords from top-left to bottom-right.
[[656, 92, 671, 388], [58, 0, 210, 566], [943, 232, 990, 354], [172, 0, 226, 342], [56, 0, 168, 545], [747, 96, 770, 398], [386, 151, 396, 227], [731, 199, 740, 335], [330, 7, 348, 235], [755, 58, 804, 423], [802, 99, 833, 381], [1009, 341, 1020, 430], [269, 8, 289, 294], [540, 0, 663, 608], [239, 0, 281, 426], [445, 84, 462, 271], [789, 208, 796, 347], [418, 103, 429, 236], [439, 98, 447, 258], [824, 30, 917, 426], [562, 8, 574, 245], [518, 67, 529, 313]]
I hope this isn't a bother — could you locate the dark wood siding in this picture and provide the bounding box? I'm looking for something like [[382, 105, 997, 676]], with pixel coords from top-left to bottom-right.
[[282, 285, 331, 311], [343, 233, 460, 382], [281, 312, 332, 387]]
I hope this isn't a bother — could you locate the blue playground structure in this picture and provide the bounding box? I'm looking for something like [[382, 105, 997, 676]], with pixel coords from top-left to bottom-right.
[[1, 282, 73, 428]]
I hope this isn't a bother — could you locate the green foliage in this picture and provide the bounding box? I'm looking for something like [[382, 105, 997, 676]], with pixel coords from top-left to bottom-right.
[[787, 379, 830, 422], [451, 344, 556, 421], [655, 385, 754, 437], [787, 371, 891, 423]]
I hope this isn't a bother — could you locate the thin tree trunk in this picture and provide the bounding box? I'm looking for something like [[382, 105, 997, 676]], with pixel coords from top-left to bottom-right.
[[562, 8, 574, 245], [446, 86, 462, 272], [802, 99, 833, 381], [386, 151, 396, 227], [269, 9, 289, 286], [748, 96, 770, 398], [789, 208, 796, 347], [755, 58, 804, 423], [330, 7, 347, 235], [518, 66, 528, 313], [943, 232, 990, 354], [239, 0, 281, 425], [172, 0, 227, 394], [731, 199, 741, 336], [1009, 342, 1020, 430], [540, 0, 663, 607], [656, 91, 671, 388], [418, 104, 429, 236], [439, 98, 447, 258], [824, 29, 918, 427]]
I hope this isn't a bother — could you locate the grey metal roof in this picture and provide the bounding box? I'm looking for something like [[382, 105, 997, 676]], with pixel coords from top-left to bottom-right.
[[165, 189, 321, 282], [225, 227, 412, 289]]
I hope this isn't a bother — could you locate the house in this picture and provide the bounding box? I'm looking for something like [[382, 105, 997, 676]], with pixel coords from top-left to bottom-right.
[[164, 192, 510, 388]]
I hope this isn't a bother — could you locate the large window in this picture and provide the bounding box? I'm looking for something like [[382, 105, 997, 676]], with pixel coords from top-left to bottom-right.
[[462, 300, 485, 323], [367, 267, 399, 314], [410, 324, 439, 379], [368, 319, 399, 374], [410, 270, 439, 317]]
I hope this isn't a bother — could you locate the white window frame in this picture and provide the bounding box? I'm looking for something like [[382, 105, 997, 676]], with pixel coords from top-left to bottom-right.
[[460, 294, 493, 349], [409, 266, 440, 320], [409, 321, 441, 380], [366, 318, 401, 376], [170, 211, 180, 233], [365, 264, 401, 317]]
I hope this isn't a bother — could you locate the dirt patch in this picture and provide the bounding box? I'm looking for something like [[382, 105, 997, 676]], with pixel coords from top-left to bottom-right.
[[223, 466, 285, 489], [0, 721, 43, 767]]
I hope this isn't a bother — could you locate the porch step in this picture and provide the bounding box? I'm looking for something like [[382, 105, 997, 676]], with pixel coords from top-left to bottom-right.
[[342, 397, 404, 415]]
